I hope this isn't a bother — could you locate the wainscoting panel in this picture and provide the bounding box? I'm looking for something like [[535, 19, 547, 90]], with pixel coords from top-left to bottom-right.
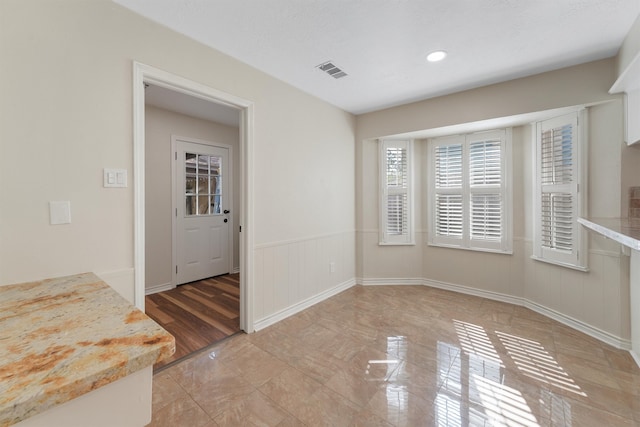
[[253, 231, 356, 330]]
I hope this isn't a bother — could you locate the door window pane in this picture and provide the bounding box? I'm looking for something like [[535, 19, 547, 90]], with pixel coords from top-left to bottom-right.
[[185, 176, 196, 195], [184, 152, 223, 217], [185, 153, 197, 175], [212, 195, 221, 214], [210, 176, 219, 194], [198, 195, 209, 215], [185, 195, 196, 216], [210, 156, 221, 176]]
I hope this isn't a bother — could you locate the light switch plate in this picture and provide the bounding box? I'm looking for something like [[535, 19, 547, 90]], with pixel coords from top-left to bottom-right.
[[104, 168, 127, 188], [50, 201, 71, 225]]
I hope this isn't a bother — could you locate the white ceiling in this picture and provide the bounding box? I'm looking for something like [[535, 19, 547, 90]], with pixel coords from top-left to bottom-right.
[[116, 0, 640, 115], [145, 84, 240, 127]]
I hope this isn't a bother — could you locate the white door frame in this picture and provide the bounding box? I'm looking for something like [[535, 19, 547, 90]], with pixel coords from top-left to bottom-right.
[[171, 136, 234, 286], [133, 62, 254, 332]]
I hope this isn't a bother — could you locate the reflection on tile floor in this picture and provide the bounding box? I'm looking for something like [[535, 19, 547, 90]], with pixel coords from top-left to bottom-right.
[[149, 285, 640, 426]]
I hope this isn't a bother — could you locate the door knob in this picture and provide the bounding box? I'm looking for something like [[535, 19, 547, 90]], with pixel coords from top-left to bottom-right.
[[224, 218, 228, 223], [223, 210, 230, 214]]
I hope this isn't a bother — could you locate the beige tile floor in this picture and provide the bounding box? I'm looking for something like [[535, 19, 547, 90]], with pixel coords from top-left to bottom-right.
[[149, 285, 640, 426]]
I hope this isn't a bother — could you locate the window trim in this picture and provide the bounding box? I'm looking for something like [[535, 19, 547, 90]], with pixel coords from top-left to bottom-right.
[[427, 128, 513, 254], [532, 110, 588, 271], [379, 139, 415, 245]]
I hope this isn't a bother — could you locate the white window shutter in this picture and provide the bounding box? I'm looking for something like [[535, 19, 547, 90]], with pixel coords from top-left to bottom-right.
[[431, 137, 464, 246], [469, 140, 502, 186], [428, 129, 512, 253], [380, 139, 414, 245], [435, 144, 463, 188], [469, 139, 503, 245], [436, 194, 463, 238], [533, 111, 587, 270], [386, 193, 408, 236], [540, 193, 573, 251], [470, 193, 502, 242]]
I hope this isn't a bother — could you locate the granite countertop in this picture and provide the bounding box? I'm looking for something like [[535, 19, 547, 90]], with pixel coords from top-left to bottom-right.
[[0, 273, 175, 427], [578, 217, 640, 251]]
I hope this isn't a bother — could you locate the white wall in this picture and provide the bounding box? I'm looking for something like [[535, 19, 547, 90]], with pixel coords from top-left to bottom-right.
[[356, 58, 635, 347], [0, 1, 356, 327], [145, 106, 240, 292], [617, 14, 640, 215], [356, 60, 618, 141], [617, 14, 640, 77]]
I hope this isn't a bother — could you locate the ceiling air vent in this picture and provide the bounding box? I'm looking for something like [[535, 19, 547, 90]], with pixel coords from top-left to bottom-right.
[[316, 61, 348, 79]]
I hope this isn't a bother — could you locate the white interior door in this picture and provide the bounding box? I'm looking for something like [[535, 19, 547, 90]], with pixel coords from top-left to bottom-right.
[[175, 138, 231, 285]]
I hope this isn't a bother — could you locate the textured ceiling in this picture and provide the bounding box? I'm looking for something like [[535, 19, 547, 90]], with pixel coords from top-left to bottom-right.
[[115, 0, 640, 115]]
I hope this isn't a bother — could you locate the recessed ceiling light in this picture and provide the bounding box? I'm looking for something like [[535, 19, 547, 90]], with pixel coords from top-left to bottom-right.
[[427, 50, 447, 62]]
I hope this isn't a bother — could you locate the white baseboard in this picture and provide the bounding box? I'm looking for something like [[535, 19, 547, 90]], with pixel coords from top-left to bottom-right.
[[362, 276, 631, 351], [253, 278, 356, 331], [630, 349, 640, 368], [524, 299, 632, 350], [422, 278, 523, 306], [232, 267, 240, 274], [359, 277, 424, 286], [145, 282, 174, 295]]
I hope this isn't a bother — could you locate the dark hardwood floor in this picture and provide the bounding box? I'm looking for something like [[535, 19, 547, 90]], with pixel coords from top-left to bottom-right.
[[145, 273, 240, 370]]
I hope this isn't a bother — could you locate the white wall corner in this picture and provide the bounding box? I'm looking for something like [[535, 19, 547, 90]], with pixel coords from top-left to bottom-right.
[[253, 278, 356, 331], [96, 268, 135, 304]]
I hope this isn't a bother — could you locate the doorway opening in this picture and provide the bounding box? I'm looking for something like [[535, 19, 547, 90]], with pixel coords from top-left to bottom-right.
[[172, 137, 234, 285], [132, 62, 254, 368]]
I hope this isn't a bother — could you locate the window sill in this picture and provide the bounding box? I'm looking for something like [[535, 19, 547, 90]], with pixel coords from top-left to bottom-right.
[[530, 255, 589, 272], [427, 242, 513, 255], [378, 242, 416, 246]]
